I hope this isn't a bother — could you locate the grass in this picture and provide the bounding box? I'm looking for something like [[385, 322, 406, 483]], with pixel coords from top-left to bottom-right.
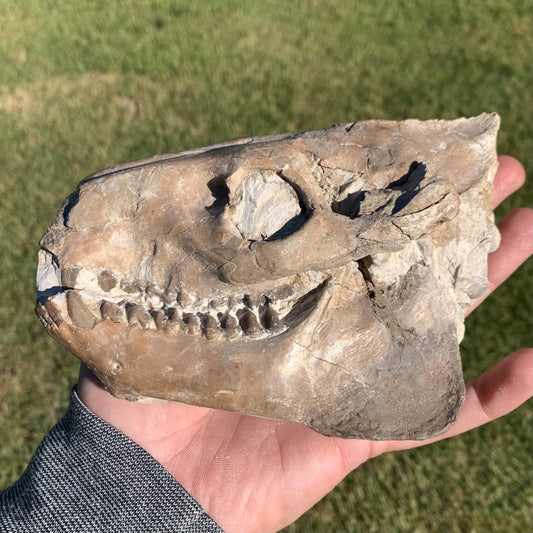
[[0, 0, 531, 531]]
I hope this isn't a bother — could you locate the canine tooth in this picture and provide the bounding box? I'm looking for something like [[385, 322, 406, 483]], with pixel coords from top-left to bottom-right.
[[237, 309, 263, 338], [66, 290, 98, 329], [98, 270, 117, 292], [100, 301, 124, 323], [126, 303, 153, 329]]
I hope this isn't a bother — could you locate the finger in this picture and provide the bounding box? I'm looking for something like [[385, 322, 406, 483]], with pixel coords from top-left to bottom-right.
[[375, 348, 533, 455], [467, 207, 533, 314], [493, 156, 526, 209], [453, 348, 533, 435]]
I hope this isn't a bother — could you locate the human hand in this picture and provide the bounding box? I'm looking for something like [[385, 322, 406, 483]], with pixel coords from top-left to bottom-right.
[[78, 156, 533, 533]]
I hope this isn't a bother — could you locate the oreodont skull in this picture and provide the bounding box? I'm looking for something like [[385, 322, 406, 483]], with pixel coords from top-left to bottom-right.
[[36, 114, 500, 440]]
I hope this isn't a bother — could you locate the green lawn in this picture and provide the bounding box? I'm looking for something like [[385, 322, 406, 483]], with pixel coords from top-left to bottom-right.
[[1, 1, 531, 531]]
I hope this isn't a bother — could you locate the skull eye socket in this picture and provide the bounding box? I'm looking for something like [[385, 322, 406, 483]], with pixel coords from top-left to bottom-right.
[[228, 170, 309, 241]]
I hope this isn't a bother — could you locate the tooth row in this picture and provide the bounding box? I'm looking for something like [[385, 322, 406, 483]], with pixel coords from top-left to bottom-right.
[[91, 268, 299, 313], [97, 297, 286, 339]]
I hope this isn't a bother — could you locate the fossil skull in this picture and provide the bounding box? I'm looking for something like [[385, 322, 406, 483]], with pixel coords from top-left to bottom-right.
[[36, 114, 500, 439]]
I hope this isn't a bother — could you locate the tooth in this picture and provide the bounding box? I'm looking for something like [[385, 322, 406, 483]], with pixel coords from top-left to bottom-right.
[[126, 303, 154, 329], [98, 270, 117, 292], [100, 301, 124, 323], [219, 312, 240, 339], [199, 313, 221, 340], [120, 279, 139, 294], [237, 309, 263, 338], [182, 313, 201, 335], [152, 307, 185, 333], [266, 284, 295, 304], [258, 300, 284, 333], [66, 290, 98, 329], [166, 307, 184, 326], [61, 267, 81, 288], [152, 309, 167, 331]]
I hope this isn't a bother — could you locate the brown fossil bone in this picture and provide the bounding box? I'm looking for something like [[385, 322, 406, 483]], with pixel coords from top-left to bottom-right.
[[35, 113, 500, 440]]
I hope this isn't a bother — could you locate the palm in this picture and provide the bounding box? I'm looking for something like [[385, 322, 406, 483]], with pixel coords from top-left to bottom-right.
[[79, 156, 533, 533]]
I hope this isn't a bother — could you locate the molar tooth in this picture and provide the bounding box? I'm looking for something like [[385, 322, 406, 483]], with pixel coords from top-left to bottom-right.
[[166, 307, 184, 325], [153, 307, 185, 333], [258, 300, 284, 333], [218, 312, 240, 339], [126, 303, 154, 329], [98, 270, 117, 292], [120, 279, 139, 294], [237, 308, 263, 338], [199, 313, 222, 340], [182, 313, 201, 335], [66, 290, 98, 329], [266, 284, 295, 304], [100, 301, 124, 323], [151, 309, 167, 330]]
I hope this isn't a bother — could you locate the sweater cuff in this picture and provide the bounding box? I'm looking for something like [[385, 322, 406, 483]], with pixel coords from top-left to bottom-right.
[[0, 388, 223, 533]]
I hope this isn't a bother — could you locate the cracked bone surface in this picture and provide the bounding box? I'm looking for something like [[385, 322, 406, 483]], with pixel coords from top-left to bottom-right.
[[36, 114, 500, 440]]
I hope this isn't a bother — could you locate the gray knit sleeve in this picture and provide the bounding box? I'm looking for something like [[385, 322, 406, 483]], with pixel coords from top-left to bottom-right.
[[0, 389, 224, 533]]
